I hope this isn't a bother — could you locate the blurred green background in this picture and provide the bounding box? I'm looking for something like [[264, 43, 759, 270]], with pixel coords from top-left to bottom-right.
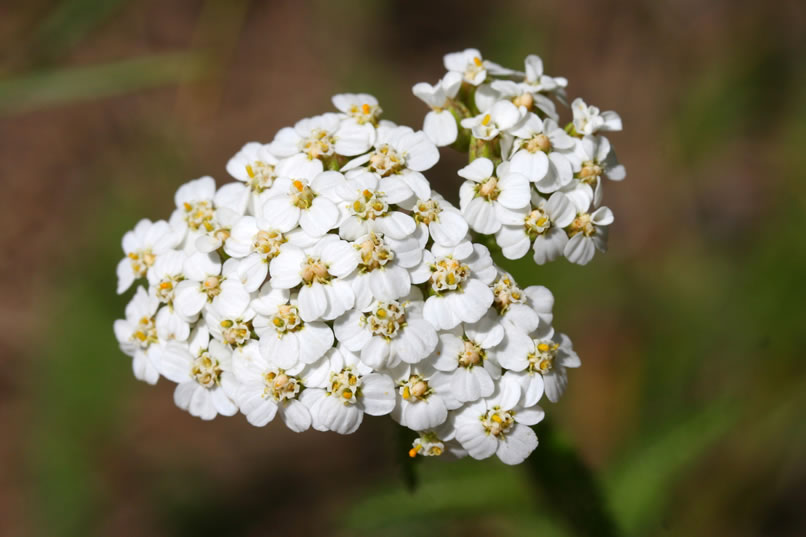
[[1, 0, 805, 536]]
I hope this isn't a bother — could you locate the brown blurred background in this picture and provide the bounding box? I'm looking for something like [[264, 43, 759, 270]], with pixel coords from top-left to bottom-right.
[[1, 0, 805, 536]]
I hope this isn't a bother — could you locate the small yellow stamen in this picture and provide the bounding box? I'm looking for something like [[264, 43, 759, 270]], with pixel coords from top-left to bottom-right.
[[293, 180, 304, 192], [481, 114, 491, 126], [491, 413, 503, 423], [473, 56, 482, 67], [537, 343, 550, 352], [409, 444, 422, 458], [245, 164, 255, 178], [361, 103, 371, 114]]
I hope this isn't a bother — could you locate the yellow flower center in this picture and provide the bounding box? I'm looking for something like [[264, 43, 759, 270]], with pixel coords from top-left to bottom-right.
[[254, 229, 286, 259], [263, 369, 301, 402], [400, 374, 431, 401], [356, 233, 394, 272], [368, 145, 404, 177], [364, 300, 406, 339], [527, 340, 559, 374], [244, 161, 277, 192], [458, 339, 485, 368], [414, 199, 441, 225], [492, 276, 525, 315], [191, 351, 222, 388], [351, 189, 389, 220], [568, 213, 595, 237], [301, 128, 335, 160], [481, 407, 515, 437], [525, 133, 551, 153], [328, 367, 361, 404], [271, 304, 303, 335], [430, 256, 470, 294], [300, 257, 331, 285]]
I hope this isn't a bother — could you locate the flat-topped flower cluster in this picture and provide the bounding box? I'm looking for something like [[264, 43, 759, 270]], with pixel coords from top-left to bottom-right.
[[114, 49, 624, 465]]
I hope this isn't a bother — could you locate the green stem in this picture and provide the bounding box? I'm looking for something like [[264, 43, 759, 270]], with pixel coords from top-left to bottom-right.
[[396, 425, 419, 492], [468, 135, 501, 164]]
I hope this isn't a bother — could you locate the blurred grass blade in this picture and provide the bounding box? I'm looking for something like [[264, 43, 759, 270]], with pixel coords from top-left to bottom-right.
[[30, 0, 130, 64], [526, 422, 620, 537], [0, 51, 210, 116], [604, 398, 740, 535]]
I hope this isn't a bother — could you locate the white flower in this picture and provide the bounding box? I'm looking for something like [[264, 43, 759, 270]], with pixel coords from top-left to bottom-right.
[[337, 171, 417, 240], [563, 205, 614, 265], [334, 289, 437, 370], [431, 312, 504, 403], [498, 332, 580, 403], [422, 242, 497, 330], [453, 373, 544, 464], [146, 250, 187, 305], [389, 362, 457, 431], [113, 287, 163, 384], [520, 54, 567, 95], [302, 347, 396, 434], [476, 80, 560, 122], [172, 252, 221, 318], [342, 125, 437, 200], [232, 340, 327, 431], [405, 193, 468, 247], [495, 191, 576, 264], [575, 135, 626, 184], [203, 279, 255, 347], [560, 135, 625, 212], [154, 303, 191, 343], [225, 142, 280, 212], [409, 432, 447, 458], [443, 48, 514, 86], [458, 157, 530, 234], [478, 54, 567, 116], [332, 93, 382, 125], [171, 176, 248, 253], [412, 72, 462, 146], [261, 169, 346, 237], [269, 235, 358, 321], [159, 326, 239, 420], [224, 218, 309, 288], [270, 112, 375, 159], [350, 232, 422, 309], [252, 286, 334, 369], [572, 97, 622, 135], [508, 115, 577, 192], [460, 100, 525, 140], [116, 219, 182, 294], [491, 273, 539, 336]]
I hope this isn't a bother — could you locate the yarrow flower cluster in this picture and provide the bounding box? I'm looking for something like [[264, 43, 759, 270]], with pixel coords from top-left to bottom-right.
[[114, 48, 625, 465]]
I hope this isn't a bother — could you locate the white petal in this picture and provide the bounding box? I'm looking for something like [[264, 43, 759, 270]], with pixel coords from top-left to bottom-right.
[[403, 397, 447, 430], [360, 374, 396, 416], [496, 424, 537, 464], [280, 400, 312, 432], [298, 282, 328, 322], [424, 110, 458, 147], [563, 234, 595, 265], [269, 248, 305, 288]]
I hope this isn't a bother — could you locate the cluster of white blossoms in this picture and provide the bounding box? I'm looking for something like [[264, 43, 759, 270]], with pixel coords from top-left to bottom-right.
[[114, 49, 624, 465]]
